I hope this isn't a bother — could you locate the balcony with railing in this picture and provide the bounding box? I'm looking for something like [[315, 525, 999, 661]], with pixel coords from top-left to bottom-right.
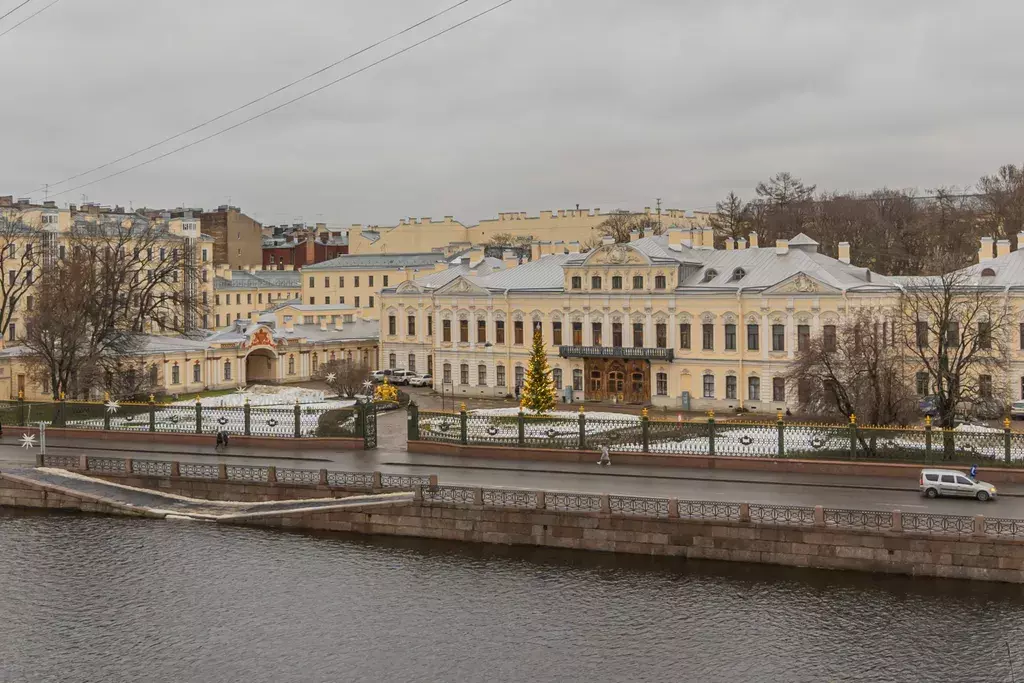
[[558, 345, 674, 361]]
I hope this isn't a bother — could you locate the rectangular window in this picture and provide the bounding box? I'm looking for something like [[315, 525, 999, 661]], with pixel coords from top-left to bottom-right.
[[591, 276, 602, 290], [726, 375, 737, 399], [571, 276, 581, 289], [772, 324, 785, 352], [748, 377, 760, 401], [772, 377, 786, 402], [797, 325, 810, 351], [592, 322, 602, 347], [916, 371, 929, 396], [408, 315, 416, 336], [656, 323, 667, 349], [409, 355, 416, 372], [632, 275, 644, 289], [724, 324, 736, 351], [258, 293, 263, 304], [496, 320, 505, 344], [573, 369, 583, 391], [515, 366, 524, 389], [611, 276, 622, 290], [916, 321, 929, 347], [980, 374, 993, 398], [532, 320, 542, 339], [654, 275, 666, 289], [459, 319, 469, 343], [703, 374, 714, 398], [354, 276, 360, 287], [702, 323, 714, 351], [613, 323, 623, 348], [823, 324, 836, 352], [656, 372, 668, 396], [553, 368, 563, 390], [247, 293, 252, 305], [442, 319, 451, 342], [427, 315, 433, 336], [368, 296, 374, 308], [460, 364, 469, 385], [478, 365, 487, 386], [367, 275, 374, 287], [552, 321, 561, 346], [497, 366, 506, 387], [309, 276, 314, 287], [514, 321, 524, 345], [7, 271, 13, 286], [388, 315, 396, 335], [632, 323, 643, 348], [384, 275, 389, 286], [26, 295, 33, 311], [340, 277, 345, 287], [354, 296, 360, 308], [679, 323, 691, 349], [324, 276, 330, 287], [945, 322, 960, 347], [216, 314, 221, 327], [477, 319, 487, 343], [572, 322, 583, 346], [443, 364, 452, 383], [309, 297, 315, 305], [6, 323, 14, 341], [979, 321, 992, 350]]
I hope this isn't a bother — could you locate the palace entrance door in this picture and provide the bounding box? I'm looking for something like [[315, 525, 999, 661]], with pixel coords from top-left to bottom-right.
[[583, 358, 650, 404]]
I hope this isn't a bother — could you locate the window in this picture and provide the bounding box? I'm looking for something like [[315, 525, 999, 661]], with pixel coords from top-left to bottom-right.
[[368, 296, 374, 308], [916, 321, 929, 347], [171, 364, 180, 385], [979, 321, 992, 350], [245, 293, 251, 305], [193, 363, 201, 383], [389, 353, 396, 369], [725, 375, 737, 399], [552, 321, 562, 345], [772, 377, 786, 402], [656, 323, 667, 348], [632, 322, 643, 348], [1020, 322, 1024, 351], [354, 276, 360, 287], [591, 322, 602, 346], [223, 360, 232, 380], [772, 324, 785, 352], [656, 372, 668, 396], [258, 293, 263, 304], [442, 319, 452, 342], [703, 374, 714, 398], [916, 371, 929, 396], [25, 270, 32, 285], [428, 316, 433, 336], [354, 296, 360, 308], [384, 275, 389, 286], [26, 295, 33, 311], [702, 323, 714, 351], [611, 276, 622, 290], [443, 363, 452, 383], [725, 324, 736, 350], [408, 354, 416, 372], [702, 269, 718, 283], [459, 319, 469, 343], [945, 322, 959, 347], [979, 374, 993, 398], [59, 245, 65, 260], [1021, 376, 1024, 400], [981, 268, 996, 277], [572, 322, 583, 346], [514, 320, 524, 344], [532, 320, 542, 338], [613, 322, 623, 347], [731, 268, 746, 282], [149, 364, 159, 386], [590, 370, 602, 393], [940, 474, 955, 484], [288, 355, 296, 375], [309, 276, 315, 288], [6, 271, 12, 286], [571, 276, 581, 289], [477, 319, 487, 343], [216, 314, 221, 327], [6, 323, 13, 342], [591, 276, 602, 290], [496, 320, 505, 344], [679, 323, 691, 349], [339, 277, 345, 287], [550, 368, 562, 390], [654, 275, 666, 289], [632, 275, 644, 289], [497, 365, 506, 387], [797, 325, 810, 351], [478, 364, 487, 386], [573, 369, 583, 391], [822, 324, 836, 352], [515, 366, 524, 389], [369, 275, 374, 286], [408, 315, 416, 336], [748, 376, 760, 401], [798, 379, 810, 405], [24, 243, 32, 258]]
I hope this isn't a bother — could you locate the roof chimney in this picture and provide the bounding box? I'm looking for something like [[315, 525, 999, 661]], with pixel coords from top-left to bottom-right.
[[725, 237, 734, 251], [601, 235, 615, 246], [334, 317, 344, 331], [702, 227, 714, 249], [737, 237, 747, 250], [320, 318, 328, 331], [979, 236, 995, 262], [668, 229, 684, 248], [775, 239, 789, 255], [997, 239, 1011, 258], [748, 231, 759, 249], [838, 242, 851, 264]]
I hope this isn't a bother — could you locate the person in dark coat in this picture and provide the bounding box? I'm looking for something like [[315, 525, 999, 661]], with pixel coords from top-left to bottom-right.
[[215, 430, 229, 451]]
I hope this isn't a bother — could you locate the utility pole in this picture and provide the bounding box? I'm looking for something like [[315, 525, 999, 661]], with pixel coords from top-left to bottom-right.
[[656, 198, 662, 231]]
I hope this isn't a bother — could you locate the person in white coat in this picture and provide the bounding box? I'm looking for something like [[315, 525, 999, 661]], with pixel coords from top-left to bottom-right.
[[597, 443, 611, 466]]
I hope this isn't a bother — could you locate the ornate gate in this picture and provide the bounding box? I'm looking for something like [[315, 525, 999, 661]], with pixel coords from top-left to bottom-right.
[[361, 402, 378, 449]]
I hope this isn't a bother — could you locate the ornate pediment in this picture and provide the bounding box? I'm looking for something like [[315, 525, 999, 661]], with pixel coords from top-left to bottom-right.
[[582, 243, 651, 266], [395, 281, 421, 294], [763, 272, 838, 296], [243, 326, 275, 349], [435, 276, 489, 296]]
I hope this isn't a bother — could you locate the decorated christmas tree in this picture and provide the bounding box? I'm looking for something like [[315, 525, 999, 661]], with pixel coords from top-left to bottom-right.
[[520, 329, 556, 414]]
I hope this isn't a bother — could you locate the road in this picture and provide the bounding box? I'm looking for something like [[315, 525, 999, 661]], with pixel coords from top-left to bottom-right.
[[2, 413, 1022, 518]]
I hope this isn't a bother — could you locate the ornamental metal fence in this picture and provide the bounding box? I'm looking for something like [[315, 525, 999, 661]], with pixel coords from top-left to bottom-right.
[[410, 404, 1024, 466]]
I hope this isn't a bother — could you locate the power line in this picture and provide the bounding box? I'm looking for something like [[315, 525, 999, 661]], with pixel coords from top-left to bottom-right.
[[0, 0, 34, 23], [0, 0, 61, 40], [22, 0, 472, 196], [47, 0, 513, 200]]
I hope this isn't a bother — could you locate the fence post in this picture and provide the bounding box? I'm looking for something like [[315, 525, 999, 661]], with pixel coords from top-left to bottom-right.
[[460, 403, 468, 445], [103, 392, 111, 431], [293, 400, 301, 438], [776, 409, 785, 458], [407, 401, 420, 441], [578, 406, 586, 451], [641, 408, 650, 453], [17, 392, 25, 426], [518, 409, 526, 447], [849, 413, 857, 460], [195, 398, 202, 435], [1004, 417, 1012, 464], [243, 399, 251, 436], [149, 395, 157, 433], [707, 411, 715, 457], [924, 415, 932, 464]]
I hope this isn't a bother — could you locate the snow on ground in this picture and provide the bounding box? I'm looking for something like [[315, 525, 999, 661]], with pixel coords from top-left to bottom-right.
[[471, 407, 640, 422], [171, 385, 351, 408]]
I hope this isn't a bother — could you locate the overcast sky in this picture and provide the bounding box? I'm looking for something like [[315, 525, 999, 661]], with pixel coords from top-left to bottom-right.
[[2, 0, 1022, 227]]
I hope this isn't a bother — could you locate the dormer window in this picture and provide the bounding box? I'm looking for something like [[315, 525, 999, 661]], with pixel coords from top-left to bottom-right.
[[731, 268, 746, 281], [981, 267, 996, 277], [702, 269, 718, 283]]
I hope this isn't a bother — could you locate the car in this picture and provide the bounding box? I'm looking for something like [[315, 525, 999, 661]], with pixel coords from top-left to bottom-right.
[[919, 468, 997, 501], [370, 369, 393, 382], [390, 370, 416, 385], [407, 374, 432, 387], [1011, 400, 1024, 420]]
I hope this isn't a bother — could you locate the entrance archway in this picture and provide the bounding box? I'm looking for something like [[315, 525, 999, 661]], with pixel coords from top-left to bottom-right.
[[245, 348, 278, 383]]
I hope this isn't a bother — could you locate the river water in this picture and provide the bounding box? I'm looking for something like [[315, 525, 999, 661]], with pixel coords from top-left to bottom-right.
[[2, 510, 1024, 683]]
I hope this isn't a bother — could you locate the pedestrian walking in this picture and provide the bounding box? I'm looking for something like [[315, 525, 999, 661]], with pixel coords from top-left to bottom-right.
[[597, 443, 611, 466], [970, 463, 978, 479], [215, 430, 229, 452]]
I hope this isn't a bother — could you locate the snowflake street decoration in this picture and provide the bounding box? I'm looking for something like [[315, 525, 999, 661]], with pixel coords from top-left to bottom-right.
[[362, 380, 373, 392], [325, 372, 337, 384], [20, 433, 37, 449], [104, 399, 121, 414], [235, 385, 247, 394]]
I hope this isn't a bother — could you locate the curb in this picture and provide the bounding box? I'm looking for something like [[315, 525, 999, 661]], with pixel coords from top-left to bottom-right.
[[5, 443, 331, 463]]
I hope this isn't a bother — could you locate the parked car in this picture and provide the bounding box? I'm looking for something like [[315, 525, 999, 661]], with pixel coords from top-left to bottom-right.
[[1012, 401, 1024, 420], [370, 369, 393, 382], [919, 468, 997, 501], [390, 370, 416, 385], [971, 398, 1006, 420], [407, 373, 432, 387]]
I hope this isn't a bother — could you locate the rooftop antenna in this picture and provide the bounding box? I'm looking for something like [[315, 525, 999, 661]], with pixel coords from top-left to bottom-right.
[[656, 198, 662, 231]]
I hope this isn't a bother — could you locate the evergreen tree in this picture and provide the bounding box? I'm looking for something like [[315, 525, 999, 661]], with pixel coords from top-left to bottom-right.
[[520, 330, 556, 413]]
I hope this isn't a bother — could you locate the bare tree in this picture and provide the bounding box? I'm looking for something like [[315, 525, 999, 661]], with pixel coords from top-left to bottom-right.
[[596, 211, 664, 243], [315, 359, 372, 398], [977, 163, 1024, 247], [0, 214, 39, 341], [708, 191, 750, 243]]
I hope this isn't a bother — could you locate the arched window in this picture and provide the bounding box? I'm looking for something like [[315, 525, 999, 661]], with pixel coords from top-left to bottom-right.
[[981, 267, 996, 277], [223, 360, 232, 381], [478, 364, 487, 386], [288, 355, 296, 375], [408, 353, 416, 372], [702, 269, 718, 283], [731, 268, 746, 281], [389, 353, 396, 369], [443, 362, 452, 383], [193, 362, 201, 383], [171, 363, 180, 385], [346, 350, 352, 363]]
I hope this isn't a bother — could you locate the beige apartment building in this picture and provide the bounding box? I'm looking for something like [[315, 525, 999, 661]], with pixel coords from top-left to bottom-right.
[[213, 268, 301, 328]]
